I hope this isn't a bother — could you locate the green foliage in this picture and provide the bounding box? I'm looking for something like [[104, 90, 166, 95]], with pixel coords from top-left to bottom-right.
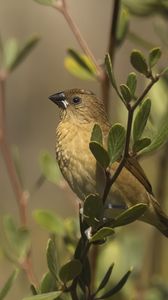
[[83, 194, 104, 228], [105, 54, 121, 98], [64, 49, 96, 80], [123, 0, 168, 17], [120, 84, 132, 102], [2, 35, 39, 72], [130, 49, 148, 76], [96, 269, 132, 299], [91, 124, 103, 145], [23, 291, 62, 300], [94, 264, 114, 295], [39, 151, 62, 184], [116, 7, 129, 46], [33, 0, 56, 6], [133, 137, 151, 153], [126, 72, 137, 96], [46, 238, 58, 280], [111, 204, 148, 228], [59, 259, 82, 283], [108, 124, 126, 163], [40, 272, 57, 294], [89, 141, 110, 168], [133, 98, 151, 143], [0, 270, 18, 300], [3, 215, 30, 259], [90, 227, 115, 242], [139, 114, 168, 155], [33, 210, 64, 235], [148, 47, 161, 69]]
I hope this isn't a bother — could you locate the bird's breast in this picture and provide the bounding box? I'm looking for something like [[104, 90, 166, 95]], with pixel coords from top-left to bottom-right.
[[56, 121, 103, 200]]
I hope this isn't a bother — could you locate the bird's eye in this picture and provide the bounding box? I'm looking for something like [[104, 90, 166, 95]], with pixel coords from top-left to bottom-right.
[[72, 96, 81, 105]]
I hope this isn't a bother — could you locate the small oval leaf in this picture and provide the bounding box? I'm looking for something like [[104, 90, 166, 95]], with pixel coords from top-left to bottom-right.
[[33, 210, 64, 235], [116, 8, 129, 46], [39, 151, 62, 184], [133, 138, 151, 153], [126, 72, 137, 96], [108, 124, 126, 164], [83, 194, 104, 227], [46, 238, 58, 280], [120, 84, 132, 102], [59, 259, 82, 283], [89, 142, 110, 169], [112, 203, 148, 228], [149, 47, 161, 68], [0, 270, 18, 300], [130, 49, 148, 76], [64, 49, 96, 80], [91, 124, 103, 145], [133, 98, 151, 143], [90, 227, 115, 242]]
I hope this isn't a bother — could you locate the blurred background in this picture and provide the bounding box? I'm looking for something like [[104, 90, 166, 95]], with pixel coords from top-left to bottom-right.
[[0, 0, 168, 299]]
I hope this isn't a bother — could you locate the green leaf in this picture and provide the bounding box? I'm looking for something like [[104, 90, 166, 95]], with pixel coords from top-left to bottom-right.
[[40, 272, 57, 293], [120, 84, 132, 102], [126, 72, 137, 96], [90, 124, 103, 145], [3, 215, 30, 258], [33, 210, 64, 235], [39, 151, 62, 184], [33, 0, 55, 6], [64, 49, 96, 80], [105, 54, 120, 96], [3, 38, 19, 70], [97, 269, 132, 299], [133, 138, 151, 153], [90, 227, 115, 242], [133, 98, 151, 142], [59, 259, 82, 283], [95, 264, 114, 295], [130, 49, 148, 76], [12, 35, 40, 71], [108, 124, 126, 163], [89, 142, 110, 169], [139, 113, 168, 155], [3, 35, 39, 72], [112, 203, 148, 228], [23, 291, 62, 300], [46, 238, 58, 280], [148, 47, 161, 68], [0, 270, 18, 300], [116, 7, 129, 46], [83, 194, 104, 227]]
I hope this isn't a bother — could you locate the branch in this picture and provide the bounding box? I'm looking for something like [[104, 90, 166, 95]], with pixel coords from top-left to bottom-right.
[[0, 71, 38, 287], [102, 75, 159, 203], [101, 0, 121, 111], [54, 0, 104, 81]]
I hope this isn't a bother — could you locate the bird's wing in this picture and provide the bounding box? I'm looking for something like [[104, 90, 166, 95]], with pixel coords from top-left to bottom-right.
[[125, 156, 153, 195]]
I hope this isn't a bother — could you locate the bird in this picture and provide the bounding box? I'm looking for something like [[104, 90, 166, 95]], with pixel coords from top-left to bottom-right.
[[49, 88, 168, 237]]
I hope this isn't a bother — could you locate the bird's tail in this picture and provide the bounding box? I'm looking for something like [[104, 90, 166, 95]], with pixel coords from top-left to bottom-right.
[[150, 195, 168, 238]]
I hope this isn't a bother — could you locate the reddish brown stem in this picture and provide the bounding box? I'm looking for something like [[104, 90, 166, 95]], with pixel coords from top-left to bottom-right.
[[0, 72, 38, 287]]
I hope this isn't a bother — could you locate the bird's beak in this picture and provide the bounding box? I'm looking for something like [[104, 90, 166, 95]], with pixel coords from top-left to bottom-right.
[[48, 92, 69, 109]]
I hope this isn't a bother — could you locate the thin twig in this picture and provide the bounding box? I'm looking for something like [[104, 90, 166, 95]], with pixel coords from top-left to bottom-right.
[[54, 0, 104, 81], [0, 72, 38, 287], [101, 0, 121, 110]]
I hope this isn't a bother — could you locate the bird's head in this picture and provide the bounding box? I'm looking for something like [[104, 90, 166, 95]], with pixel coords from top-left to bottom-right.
[[48, 88, 107, 124]]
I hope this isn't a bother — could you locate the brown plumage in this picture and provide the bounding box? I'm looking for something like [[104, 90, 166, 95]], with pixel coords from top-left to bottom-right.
[[49, 88, 168, 237]]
